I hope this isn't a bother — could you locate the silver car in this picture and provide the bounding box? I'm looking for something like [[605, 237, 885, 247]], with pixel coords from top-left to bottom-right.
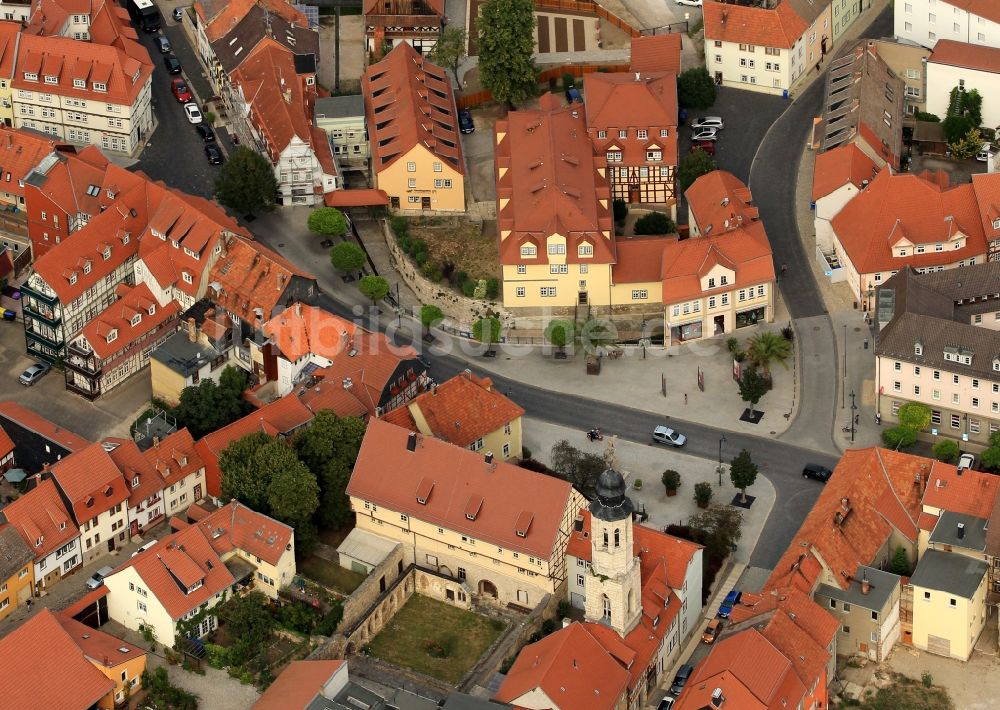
[[86, 566, 115, 590], [691, 116, 724, 130], [691, 127, 719, 142], [19, 362, 50, 386], [652, 425, 687, 447]]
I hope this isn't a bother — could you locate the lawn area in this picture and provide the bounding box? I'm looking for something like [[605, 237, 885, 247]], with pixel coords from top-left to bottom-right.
[[299, 555, 366, 595], [835, 672, 953, 710], [407, 217, 499, 282], [367, 594, 506, 684]]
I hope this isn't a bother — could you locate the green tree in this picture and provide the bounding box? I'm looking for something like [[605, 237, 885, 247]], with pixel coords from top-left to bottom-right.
[[612, 198, 628, 224], [172, 378, 247, 439], [943, 114, 975, 143], [329, 242, 365, 273], [693, 481, 713, 507], [737, 366, 768, 417], [220, 591, 275, 666], [661, 469, 681, 494], [478, 0, 537, 107], [980, 430, 1000, 472], [949, 127, 983, 160], [550, 440, 607, 498], [689, 504, 743, 562], [914, 111, 940, 122], [267, 459, 320, 549], [428, 26, 467, 83], [218, 432, 280, 512], [294, 411, 367, 529], [307, 207, 347, 237], [579, 318, 616, 355], [890, 546, 910, 576], [678, 67, 716, 110], [932, 439, 961, 463], [898, 402, 932, 432], [747, 330, 792, 375], [633, 212, 676, 235], [215, 146, 278, 215], [218, 365, 248, 400], [544, 319, 574, 352], [358, 275, 390, 305], [420, 304, 444, 335], [678, 149, 717, 192], [473, 316, 501, 345], [729, 448, 758, 503], [881, 425, 917, 450]]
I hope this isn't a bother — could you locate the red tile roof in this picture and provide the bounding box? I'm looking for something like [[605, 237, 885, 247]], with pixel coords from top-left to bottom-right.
[[584, 70, 678, 166], [104, 437, 164, 511], [929, 40, 1000, 73], [348, 419, 578, 558], [55, 611, 145, 669], [831, 167, 988, 275], [324, 188, 390, 208], [971, 172, 1000, 248], [946, 0, 1000, 24], [76, 284, 180, 361], [811, 143, 879, 202], [48, 443, 130, 524], [364, 43, 464, 176], [262, 303, 360, 363], [0, 609, 115, 710], [496, 93, 614, 266], [188, 500, 293, 567], [0, 127, 59, 201], [143, 428, 204, 489], [703, 0, 808, 49], [922, 460, 1000, 520], [114, 523, 235, 619], [2, 478, 77, 561], [381, 372, 524, 448], [629, 34, 681, 74], [686, 169, 759, 236], [0, 402, 89, 453], [0, 21, 20, 81], [610, 237, 669, 283], [253, 660, 345, 710], [199, 0, 308, 42]]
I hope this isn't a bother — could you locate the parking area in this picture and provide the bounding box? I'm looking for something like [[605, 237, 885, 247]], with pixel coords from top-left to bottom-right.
[[462, 104, 506, 203], [908, 152, 989, 186]]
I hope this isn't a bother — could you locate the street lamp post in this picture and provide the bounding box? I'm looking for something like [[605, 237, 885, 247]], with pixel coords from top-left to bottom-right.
[[718, 435, 726, 486], [850, 390, 857, 443]]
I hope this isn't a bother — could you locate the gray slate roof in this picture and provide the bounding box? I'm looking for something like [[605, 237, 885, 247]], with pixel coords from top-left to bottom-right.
[[929, 511, 988, 552], [817, 565, 898, 612], [909, 548, 987, 598], [150, 330, 221, 377], [315, 95, 365, 120], [0, 524, 33, 582], [211, 4, 319, 75]]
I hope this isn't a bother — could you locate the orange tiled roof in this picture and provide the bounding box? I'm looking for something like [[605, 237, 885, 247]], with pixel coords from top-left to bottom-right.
[[56, 611, 145, 669], [922, 460, 1000, 519], [76, 284, 180, 361], [253, 660, 345, 710], [630, 34, 681, 74], [103, 437, 165, 511], [190, 500, 293, 566], [48, 442, 130, 524], [262, 303, 360, 363], [23, 145, 112, 240], [0, 21, 20, 80], [143, 428, 204, 488], [971, 172, 1000, 248], [3, 478, 77, 561], [610, 237, 669, 284], [0, 609, 115, 710], [199, 0, 308, 42], [364, 43, 464, 176], [686, 169, 759, 236], [663, 224, 774, 302], [929, 39, 1000, 73], [831, 167, 988, 275], [0, 127, 59, 200], [348, 419, 578, 558], [0, 402, 89, 452], [703, 0, 808, 49], [811, 143, 879, 202], [381, 372, 524, 448], [584, 70, 679, 166]]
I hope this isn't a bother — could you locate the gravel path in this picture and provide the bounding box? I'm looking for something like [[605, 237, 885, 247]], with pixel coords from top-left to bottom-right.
[[148, 655, 261, 710]]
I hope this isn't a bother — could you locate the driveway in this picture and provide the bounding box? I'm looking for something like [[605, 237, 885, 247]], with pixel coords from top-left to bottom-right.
[[462, 105, 505, 203]]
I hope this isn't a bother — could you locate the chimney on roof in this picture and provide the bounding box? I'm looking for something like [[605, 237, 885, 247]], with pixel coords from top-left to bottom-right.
[[294, 302, 301, 317], [485, 452, 494, 465], [634, 72, 640, 82], [841, 497, 850, 511], [958, 522, 966, 540], [407, 431, 417, 452], [187, 317, 197, 343], [861, 571, 871, 595], [153, 436, 160, 448], [710, 688, 725, 708], [284, 89, 292, 104]]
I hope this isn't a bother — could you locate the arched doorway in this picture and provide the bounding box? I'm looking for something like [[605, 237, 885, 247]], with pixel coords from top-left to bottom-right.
[[479, 579, 498, 598]]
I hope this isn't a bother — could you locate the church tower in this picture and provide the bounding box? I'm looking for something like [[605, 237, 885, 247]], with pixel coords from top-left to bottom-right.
[[583, 468, 643, 636]]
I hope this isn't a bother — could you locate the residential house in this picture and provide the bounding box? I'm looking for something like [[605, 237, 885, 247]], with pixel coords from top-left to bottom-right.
[[686, 168, 759, 238], [0, 126, 60, 269], [363, 0, 443, 56], [179, 500, 295, 599], [363, 43, 465, 213], [0, 22, 18, 128], [0, 524, 34, 620], [0, 0, 29, 23], [583, 34, 680, 211], [0, 401, 88, 473], [909, 549, 988, 659], [874, 263, 1000, 445], [47, 442, 131, 563], [194, 394, 315, 499], [55, 611, 147, 708], [346, 419, 588, 608], [103, 521, 236, 647], [315, 95, 369, 172], [0, 478, 81, 590], [895, 0, 1000, 50], [143, 428, 208, 522], [253, 660, 348, 710], [829, 167, 1000, 311], [64, 283, 180, 399], [381, 371, 524, 460], [191, 0, 305, 72], [816, 41, 905, 170], [811, 143, 878, 253], [870, 39, 930, 118], [927, 40, 1000, 131], [103, 437, 166, 538]]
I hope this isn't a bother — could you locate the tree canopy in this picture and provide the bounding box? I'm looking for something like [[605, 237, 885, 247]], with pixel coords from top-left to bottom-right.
[[329, 242, 365, 273], [737, 366, 768, 415], [678, 67, 716, 110], [358, 275, 390, 304], [478, 0, 537, 107], [308, 207, 348, 237], [473, 316, 501, 344], [544, 319, 574, 349], [420, 304, 444, 331], [747, 331, 792, 374], [729, 448, 758, 503], [633, 212, 676, 235], [980, 430, 1000, 471], [215, 147, 278, 215], [689, 504, 743, 562], [931, 439, 960, 463], [678, 149, 717, 193], [172, 367, 249, 439], [551, 440, 607, 498], [897, 402, 931, 431], [219, 591, 275, 667], [218, 432, 282, 512], [294, 411, 367, 529], [428, 27, 467, 82]]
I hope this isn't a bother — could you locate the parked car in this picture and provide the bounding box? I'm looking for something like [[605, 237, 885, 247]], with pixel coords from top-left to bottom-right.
[[669, 664, 695, 695], [652, 425, 686, 447], [19, 362, 50, 386], [204, 144, 224, 164], [691, 127, 719, 141], [2, 309, 15, 321], [676, 0, 702, 6], [163, 54, 181, 74], [718, 589, 742, 618], [132, 540, 159, 557], [458, 109, 475, 134], [173, 7, 184, 20], [85, 566, 115, 590], [184, 103, 203, 124], [691, 140, 716, 156], [702, 618, 722, 644], [958, 453, 976, 471], [196, 124, 215, 141], [802, 463, 832, 482], [155, 35, 171, 53], [170, 77, 192, 103], [656, 698, 676, 710], [565, 85, 582, 104], [976, 143, 994, 162], [691, 116, 724, 130]]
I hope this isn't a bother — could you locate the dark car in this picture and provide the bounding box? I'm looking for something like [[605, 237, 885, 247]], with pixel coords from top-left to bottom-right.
[[718, 589, 742, 618], [204, 144, 224, 165], [802, 464, 833, 482], [195, 124, 215, 142], [669, 664, 694, 696], [163, 54, 181, 74], [458, 109, 475, 134], [154, 35, 171, 53], [565, 85, 582, 103], [173, 7, 184, 20]]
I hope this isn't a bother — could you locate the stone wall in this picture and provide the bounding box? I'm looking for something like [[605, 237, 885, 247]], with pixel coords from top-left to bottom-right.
[[337, 542, 407, 636]]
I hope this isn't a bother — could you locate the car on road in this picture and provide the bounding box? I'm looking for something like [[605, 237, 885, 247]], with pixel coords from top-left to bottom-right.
[[669, 664, 694, 695], [652, 425, 686, 447], [565, 85, 582, 103], [691, 140, 715, 156], [458, 108, 475, 134], [691, 116, 724, 130], [802, 463, 832, 482], [195, 124, 215, 141], [163, 54, 181, 74], [656, 698, 675, 710], [155, 35, 171, 53], [132, 540, 159, 557], [702, 618, 722, 644], [170, 77, 192, 103], [19, 362, 50, 386], [718, 589, 742, 618], [85, 566, 116, 590], [676, 0, 702, 6], [184, 103, 203, 124], [204, 144, 224, 164], [958, 453, 976, 471], [691, 127, 719, 141], [173, 7, 184, 20]]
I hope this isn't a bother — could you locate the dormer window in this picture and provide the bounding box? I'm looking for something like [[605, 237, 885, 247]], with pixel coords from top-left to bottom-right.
[[720, 275, 728, 285], [93, 82, 106, 92], [102, 247, 111, 260], [993, 218, 1000, 230], [130, 314, 141, 326], [107, 330, 117, 343], [69, 273, 77, 285], [520, 244, 536, 257], [44, 75, 57, 85], [915, 342, 923, 356], [148, 305, 155, 316], [73, 79, 85, 89], [24, 72, 37, 81], [578, 243, 593, 256], [132, 476, 139, 487], [83, 262, 91, 274], [182, 272, 193, 284], [35, 536, 43, 547], [994, 359, 1000, 372]]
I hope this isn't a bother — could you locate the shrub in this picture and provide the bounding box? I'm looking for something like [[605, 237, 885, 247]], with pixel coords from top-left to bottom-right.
[[421, 262, 442, 281], [561, 73, 575, 93], [613, 198, 628, 224], [390, 216, 409, 237], [725, 337, 740, 355], [662, 469, 681, 493], [921, 672, 933, 688], [932, 439, 960, 463], [556, 599, 571, 618], [205, 643, 229, 669], [633, 212, 676, 235], [694, 481, 713, 506], [486, 278, 500, 299], [462, 280, 477, 297], [541, 618, 557, 635], [455, 270, 469, 286], [315, 601, 344, 636], [522, 446, 532, 459], [780, 325, 794, 341], [914, 111, 940, 122], [882, 425, 917, 449]]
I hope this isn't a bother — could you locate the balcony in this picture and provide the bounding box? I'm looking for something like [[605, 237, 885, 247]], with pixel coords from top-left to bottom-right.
[[65, 378, 100, 400], [25, 325, 63, 350], [20, 283, 59, 307], [64, 355, 101, 377], [22, 302, 61, 326]]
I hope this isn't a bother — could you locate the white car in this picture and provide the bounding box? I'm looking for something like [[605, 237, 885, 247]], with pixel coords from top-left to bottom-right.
[[958, 453, 976, 471], [184, 103, 203, 124], [132, 540, 159, 557], [652, 425, 687, 447], [691, 116, 724, 130], [691, 127, 719, 141], [675, 0, 702, 6]]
